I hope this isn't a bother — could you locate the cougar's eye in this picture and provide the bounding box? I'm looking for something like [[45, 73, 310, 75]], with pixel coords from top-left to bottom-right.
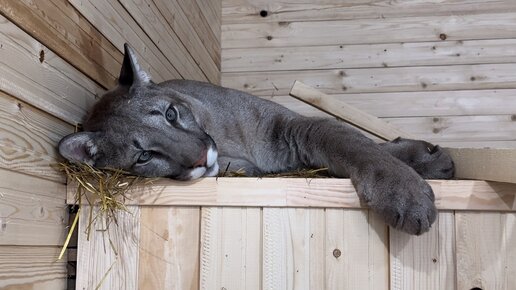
[[165, 106, 177, 122], [137, 151, 152, 163]]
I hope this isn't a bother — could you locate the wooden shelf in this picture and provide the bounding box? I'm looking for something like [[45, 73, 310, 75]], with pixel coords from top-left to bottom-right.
[[67, 177, 516, 211]]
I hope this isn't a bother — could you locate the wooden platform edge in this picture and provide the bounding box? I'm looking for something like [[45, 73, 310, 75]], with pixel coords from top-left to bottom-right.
[[66, 177, 516, 211]]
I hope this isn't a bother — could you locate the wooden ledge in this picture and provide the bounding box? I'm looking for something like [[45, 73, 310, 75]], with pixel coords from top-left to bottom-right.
[[66, 177, 516, 211]]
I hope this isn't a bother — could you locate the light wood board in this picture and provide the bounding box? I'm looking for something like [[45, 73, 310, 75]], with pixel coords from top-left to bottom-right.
[[67, 178, 516, 211]]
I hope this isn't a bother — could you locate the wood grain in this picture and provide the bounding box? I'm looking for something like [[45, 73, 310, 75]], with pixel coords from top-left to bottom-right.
[[289, 81, 411, 140], [0, 14, 100, 124], [150, 0, 220, 83], [325, 209, 388, 290], [222, 63, 516, 96], [222, 0, 516, 23], [446, 148, 516, 184], [200, 207, 261, 290], [261, 89, 516, 118], [0, 246, 67, 290], [76, 205, 140, 290], [67, 178, 516, 211], [119, 0, 210, 82], [139, 207, 200, 290], [390, 212, 456, 290], [0, 90, 73, 182], [177, 0, 221, 70], [0, 0, 117, 88], [456, 212, 516, 290], [221, 12, 516, 49], [68, 0, 180, 82], [223, 39, 516, 73], [0, 168, 67, 246]]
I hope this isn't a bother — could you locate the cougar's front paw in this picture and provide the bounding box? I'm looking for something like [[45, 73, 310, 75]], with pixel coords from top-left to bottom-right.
[[381, 138, 455, 179], [359, 167, 437, 235]]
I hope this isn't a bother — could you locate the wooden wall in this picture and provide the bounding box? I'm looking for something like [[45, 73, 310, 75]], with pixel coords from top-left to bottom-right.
[[221, 0, 516, 148], [0, 0, 221, 289]]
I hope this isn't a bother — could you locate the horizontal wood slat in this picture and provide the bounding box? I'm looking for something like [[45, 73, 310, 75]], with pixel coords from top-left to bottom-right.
[[222, 63, 516, 96], [0, 246, 67, 289], [221, 13, 516, 49], [222, 0, 516, 23], [222, 39, 516, 73], [67, 178, 516, 211]]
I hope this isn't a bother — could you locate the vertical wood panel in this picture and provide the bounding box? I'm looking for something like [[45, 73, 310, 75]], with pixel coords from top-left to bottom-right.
[[390, 212, 456, 290], [325, 209, 388, 290], [456, 212, 516, 290], [138, 207, 200, 290], [200, 207, 261, 290], [76, 206, 140, 290]]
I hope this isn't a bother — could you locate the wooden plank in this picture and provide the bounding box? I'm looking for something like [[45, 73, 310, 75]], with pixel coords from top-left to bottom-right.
[[20, 0, 121, 87], [0, 14, 101, 124], [222, 0, 516, 23], [0, 0, 117, 88], [222, 39, 516, 73], [119, 0, 211, 82], [390, 212, 456, 290], [68, 0, 180, 82], [67, 178, 516, 211], [0, 168, 67, 246], [456, 212, 516, 290], [325, 209, 388, 290], [0, 246, 67, 290], [197, 0, 221, 48], [290, 81, 411, 140], [76, 205, 140, 290], [221, 63, 516, 96], [445, 148, 516, 183], [261, 89, 516, 118], [0, 90, 74, 182], [151, 0, 220, 83], [177, 0, 221, 70], [138, 207, 200, 290], [434, 140, 516, 149], [200, 207, 261, 290], [221, 12, 516, 49], [262, 208, 314, 290], [387, 115, 516, 143]]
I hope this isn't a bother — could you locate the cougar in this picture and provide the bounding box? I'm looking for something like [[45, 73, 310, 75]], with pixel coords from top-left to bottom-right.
[[59, 44, 454, 235]]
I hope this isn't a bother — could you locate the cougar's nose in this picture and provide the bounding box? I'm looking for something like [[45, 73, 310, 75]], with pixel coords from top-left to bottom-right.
[[193, 149, 207, 168]]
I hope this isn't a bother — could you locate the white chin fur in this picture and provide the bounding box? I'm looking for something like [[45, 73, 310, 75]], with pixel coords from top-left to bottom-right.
[[188, 167, 207, 180], [204, 162, 219, 177], [206, 147, 218, 167]]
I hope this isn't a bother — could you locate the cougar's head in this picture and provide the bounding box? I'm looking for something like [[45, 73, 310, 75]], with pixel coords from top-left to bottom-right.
[[58, 44, 219, 180]]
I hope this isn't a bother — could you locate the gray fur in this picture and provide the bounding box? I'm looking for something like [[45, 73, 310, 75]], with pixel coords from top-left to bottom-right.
[[59, 44, 455, 235]]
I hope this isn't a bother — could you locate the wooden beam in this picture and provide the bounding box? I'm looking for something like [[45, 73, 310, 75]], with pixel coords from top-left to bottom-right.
[[445, 148, 516, 184], [66, 178, 516, 211], [289, 81, 412, 140]]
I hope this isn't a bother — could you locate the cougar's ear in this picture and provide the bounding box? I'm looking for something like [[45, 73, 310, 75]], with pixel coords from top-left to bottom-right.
[[58, 132, 99, 165], [118, 43, 151, 86]]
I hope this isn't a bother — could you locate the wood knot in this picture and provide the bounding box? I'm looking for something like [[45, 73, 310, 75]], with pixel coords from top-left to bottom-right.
[[511, 114, 516, 121], [39, 49, 45, 63], [333, 248, 341, 258], [278, 21, 290, 27], [439, 33, 447, 40], [266, 35, 273, 41]]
